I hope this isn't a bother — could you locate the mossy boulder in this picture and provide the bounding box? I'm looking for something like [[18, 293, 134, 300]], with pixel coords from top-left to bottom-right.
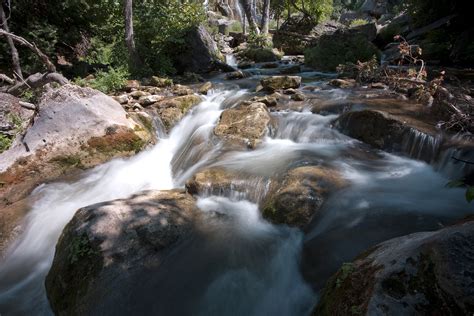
[[214, 102, 273, 148], [152, 94, 203, 131], [238, 47, 283, 63], [262, 166, 346, 227], [314, 220, 474, 315], [45, 189, 201, 316], [260, 76, 302, 92]]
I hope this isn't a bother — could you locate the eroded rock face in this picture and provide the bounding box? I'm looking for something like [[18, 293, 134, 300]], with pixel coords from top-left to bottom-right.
[[262, 166, 346, 227], [260, 76, 301, 92], [0, 85, 153, 251], [152, 94, 203, 131], [214, 102, 272, 148], [45, 189, 200, 316], [314, 220, 474, 315]]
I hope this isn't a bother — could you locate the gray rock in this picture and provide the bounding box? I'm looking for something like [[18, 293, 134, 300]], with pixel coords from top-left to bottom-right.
[[174, 25, 224, 74], [45, 189, 201, 316], [314, 219, 474, 315], [261, 76, 302, 92]]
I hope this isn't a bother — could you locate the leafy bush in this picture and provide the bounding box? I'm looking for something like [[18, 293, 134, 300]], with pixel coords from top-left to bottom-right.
[[248, 32, 272, 49], [74, 67, 129, 93], [305, 33, 380, 71], [0, 134, 13, 153]]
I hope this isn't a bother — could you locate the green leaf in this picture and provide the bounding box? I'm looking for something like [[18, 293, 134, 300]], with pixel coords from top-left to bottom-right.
[[446, 179, 465, 188], [465, 187, 474, 203]]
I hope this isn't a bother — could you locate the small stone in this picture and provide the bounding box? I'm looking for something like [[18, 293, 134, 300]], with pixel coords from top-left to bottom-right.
[[291, 93, 306, 101], [150, 76, 173, 88], [198, 81, 213, 95], [370, 82, 387, 89], [328, 79, 356, 88], [112, 94, 129, 104], [129, 90, 150, 99], [283, 88, 297, 95], [125, 80, 140, 92], [138, 95, 164, 106]]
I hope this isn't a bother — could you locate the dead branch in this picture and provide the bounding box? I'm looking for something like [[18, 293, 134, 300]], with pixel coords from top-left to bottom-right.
[[0, 73, 14, 85], [0, 29, 56, 72], [4, 72, 68, 96], [19, 101, 36, 111]]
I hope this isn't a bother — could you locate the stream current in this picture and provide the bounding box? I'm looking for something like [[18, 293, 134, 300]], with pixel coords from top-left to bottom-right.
[[0, 68, 472, 315]]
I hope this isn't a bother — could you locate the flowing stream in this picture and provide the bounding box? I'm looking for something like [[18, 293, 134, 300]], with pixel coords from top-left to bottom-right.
[[0, 69, 472, 315]]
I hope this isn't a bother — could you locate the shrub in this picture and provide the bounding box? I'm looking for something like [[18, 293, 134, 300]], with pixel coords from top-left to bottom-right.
[[74, 67, 129, 94], [305, 33, 380, 71], [0, 134, 13, 153]]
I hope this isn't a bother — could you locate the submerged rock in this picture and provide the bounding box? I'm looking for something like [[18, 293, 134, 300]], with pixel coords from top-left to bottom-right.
[[214, 102, 273, 148], [262, 166, 346, 227], [260, 76, 302, 92], [314, 219, 474, 315], [45, 189, 201, 316]]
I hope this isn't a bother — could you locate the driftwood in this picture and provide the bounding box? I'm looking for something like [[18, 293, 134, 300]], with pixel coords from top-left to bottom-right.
[[0, 29, 57, 72], [2, 72, 68, 96]]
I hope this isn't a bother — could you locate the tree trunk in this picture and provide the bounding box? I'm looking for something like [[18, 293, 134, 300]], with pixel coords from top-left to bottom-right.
[[124, 0, 141, 71], [0, 3, 22, 80], [261, 0, 270, 35], [239, 0, 260, 34]]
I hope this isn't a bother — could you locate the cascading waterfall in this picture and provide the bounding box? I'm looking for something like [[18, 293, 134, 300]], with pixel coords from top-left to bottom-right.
[[0, 72, 472, 315]]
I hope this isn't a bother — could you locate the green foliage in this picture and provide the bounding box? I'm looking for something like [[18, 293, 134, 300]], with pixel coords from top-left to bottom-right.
[[305, 33, 380, 71], [446, 179, 474, 203], [74, 67, 129, 93], [0, 134, 13, 153], [248, 32, 272, 49], [271, 0, 333, 23], [350, 19, 368, 27], [229, 21, 243, 33], [406, 0, 456, 27]]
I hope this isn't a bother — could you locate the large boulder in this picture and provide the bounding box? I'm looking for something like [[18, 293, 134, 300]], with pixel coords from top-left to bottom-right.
[[0, 85, 153, 252], [173, 25, 224, 74], [314, 219, 474, 315], [335, 109, 439, 162], [45, 189, 201, 316], [262, 166, 346, 227], [260, 76, 301, 92], [214, 102, 273, 148]]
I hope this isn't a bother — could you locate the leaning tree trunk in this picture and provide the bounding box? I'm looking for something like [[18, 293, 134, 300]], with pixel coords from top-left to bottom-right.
[[124, 0, 142, 71], [0, 2, 22, 80], [260, 0, 270, 35], [239, 0, 260, 34]]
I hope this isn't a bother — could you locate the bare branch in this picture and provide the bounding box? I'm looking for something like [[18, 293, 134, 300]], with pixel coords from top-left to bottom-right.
[[0, 73, 14, 85], [0, 29, 57, 72], [5, 72, 68, 96]]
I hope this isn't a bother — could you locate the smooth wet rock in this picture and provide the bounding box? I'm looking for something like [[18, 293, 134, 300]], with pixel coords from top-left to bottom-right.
[[279, 65, 302, 75], [138, 95, 164, 106], [186, 167, 244, 196], [225, 70, 250, 80], [261, 76, 302, 92], [45, 189, 201, 316], [260, 62, 279, 69], [250, 95, 278, 107], [214, 102, 272, 148], [198, 81, 213, 95], [314, 219, 474, 315], [129, 90, 150, 99], [291, 92, 306, 101], [262, 166, 346, 227], [328, 79, 356, 88], [158, 107, 184, 131]]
